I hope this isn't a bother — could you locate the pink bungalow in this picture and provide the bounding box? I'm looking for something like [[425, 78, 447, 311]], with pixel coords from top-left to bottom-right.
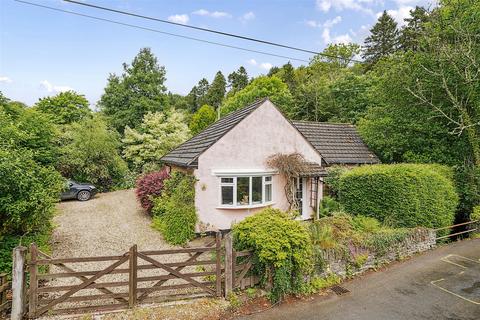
[[161, 98, 379, 231]]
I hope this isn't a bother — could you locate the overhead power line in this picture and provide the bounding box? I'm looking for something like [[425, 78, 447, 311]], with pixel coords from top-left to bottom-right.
[[62, 0, 363, 64], [15, 0, 309, 63]]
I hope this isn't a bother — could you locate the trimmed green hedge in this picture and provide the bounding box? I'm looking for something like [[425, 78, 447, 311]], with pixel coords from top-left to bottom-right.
[[338, 164, 458, 229]]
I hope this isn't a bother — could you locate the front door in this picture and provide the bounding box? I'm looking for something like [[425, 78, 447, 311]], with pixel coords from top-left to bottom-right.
[[294, 178, 308, 219]]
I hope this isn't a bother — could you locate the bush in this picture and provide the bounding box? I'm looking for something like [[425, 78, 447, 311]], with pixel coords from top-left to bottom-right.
[[232, 208, 313, 302], [135, 168, 170, 215], [58, 116, 127, 191], [323, 166, 349, 199], [472, 206, 480, 221], [338, 164, 458, 229], [151, 172, 197, 245], [0, 148, 63, 235], [319, 196, 342, 218], [0, 225, 52, 278]]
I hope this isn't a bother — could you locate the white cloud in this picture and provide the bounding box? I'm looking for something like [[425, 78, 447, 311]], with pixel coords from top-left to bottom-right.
[[247, 59, 258, 66], [323, 16, 342, 28], [316, 0, 373, 15], [333, 34, 353, 44], [193, 9, 231, 18], [306, 16, 342, 28], [260, 62, 273, 70], [167, 14, 189, 24], [322, 28, 331, 43], [0, 76, 12, 84], [240, 11, 255, 22], [40, 80, 73, 93], [380, 6, 414, 26]]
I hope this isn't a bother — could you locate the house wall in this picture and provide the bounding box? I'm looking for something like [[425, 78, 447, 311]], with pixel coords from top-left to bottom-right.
[[194, 100, 323, 230]]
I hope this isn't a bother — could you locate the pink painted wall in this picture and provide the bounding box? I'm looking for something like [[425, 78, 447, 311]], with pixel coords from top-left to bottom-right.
[[193, 100, 323, 230]]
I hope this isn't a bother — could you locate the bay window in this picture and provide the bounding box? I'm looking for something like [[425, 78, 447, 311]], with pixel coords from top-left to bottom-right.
[[219, 175, 273, 207]]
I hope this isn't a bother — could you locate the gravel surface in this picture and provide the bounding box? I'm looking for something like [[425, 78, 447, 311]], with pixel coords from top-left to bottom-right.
[[52, 189, 174, 256], [39, 189, 215, 318]]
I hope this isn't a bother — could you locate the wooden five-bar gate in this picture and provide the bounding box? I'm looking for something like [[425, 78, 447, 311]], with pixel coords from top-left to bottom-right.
[[13, 232, 258, 319]]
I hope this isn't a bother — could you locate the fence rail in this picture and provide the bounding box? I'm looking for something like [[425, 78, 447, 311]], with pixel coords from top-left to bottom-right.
[[26, 233, 224, 318], [434, 220, 479, 240], [0, 273, 11, 314]]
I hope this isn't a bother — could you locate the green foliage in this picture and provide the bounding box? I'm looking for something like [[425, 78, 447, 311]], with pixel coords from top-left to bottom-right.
[[232, 208, 313, 302], [362, 11, 400, 65], [34, 91, 91, 125], [98, 48, 167, 133], [472, 206, 480, 221], [189, 104, 216, 135], [338, 164, 458, 229], [0, 225, 52, 278], [220, 76, 294, 117], [151, 172, 197, 245], [205, 71, 226, 109], [1, 99, 59, 166], [318, 196, 342, 218], [351, 216, 381, 233], [0, 148, 63, 235], [301, 274, 341, 295], [227, 66, 249, 96], [58, 115, 127, 191], [323, 166, 349, 199], [122, 110, 190, 172]]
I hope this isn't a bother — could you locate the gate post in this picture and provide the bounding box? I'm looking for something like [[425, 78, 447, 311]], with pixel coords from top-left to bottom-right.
[[224, 233, 233, 297], [28, 243, 38, 319], [215, 232, 222, 297], [11, 246, 26, 320], [129, 245, 138, 308]]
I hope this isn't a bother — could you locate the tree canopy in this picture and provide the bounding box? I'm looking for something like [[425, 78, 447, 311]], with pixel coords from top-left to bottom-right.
[[189, 104, 216, 135], [34, 91, 91, 125], [98, 48, 167, 133], [122, 110, 190, 172]]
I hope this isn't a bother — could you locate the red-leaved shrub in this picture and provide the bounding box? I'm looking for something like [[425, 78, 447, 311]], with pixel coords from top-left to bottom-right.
[[135, 168, 170, 215]]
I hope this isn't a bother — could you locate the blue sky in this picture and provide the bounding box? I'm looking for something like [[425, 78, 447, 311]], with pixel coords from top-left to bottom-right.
[[0, 0, 434, 106]]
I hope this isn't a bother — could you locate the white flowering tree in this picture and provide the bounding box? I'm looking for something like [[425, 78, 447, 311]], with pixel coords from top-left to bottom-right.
[[122, 110, 190, 172]]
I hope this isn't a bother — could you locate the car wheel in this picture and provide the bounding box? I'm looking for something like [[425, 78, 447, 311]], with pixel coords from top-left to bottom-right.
[[77, 190, 91, 201]]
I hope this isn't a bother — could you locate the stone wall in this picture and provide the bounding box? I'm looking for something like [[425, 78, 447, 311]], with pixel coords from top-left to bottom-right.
[[319, 228, 436, 278]]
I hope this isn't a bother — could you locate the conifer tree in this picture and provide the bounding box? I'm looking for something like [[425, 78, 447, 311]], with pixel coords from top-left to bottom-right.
[[400, 6, 429, 52], [362, 11, 400, 65], [205, 71, 226, 109]]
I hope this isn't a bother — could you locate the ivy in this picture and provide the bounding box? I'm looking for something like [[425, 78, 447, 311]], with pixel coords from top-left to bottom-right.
[[151, 172, 197, 245]]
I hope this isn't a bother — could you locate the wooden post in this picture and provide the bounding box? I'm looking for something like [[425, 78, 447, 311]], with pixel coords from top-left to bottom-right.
[[11, 246, 26, 320], [215, 232, 222, 297], [129, 245, 137, 308], [28, 243, 38, 319], [224, 233, 233, 297]]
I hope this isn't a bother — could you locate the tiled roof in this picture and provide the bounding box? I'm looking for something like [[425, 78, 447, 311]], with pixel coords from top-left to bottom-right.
[[160, 98, 267, 167], [291, 121, 380, 165]]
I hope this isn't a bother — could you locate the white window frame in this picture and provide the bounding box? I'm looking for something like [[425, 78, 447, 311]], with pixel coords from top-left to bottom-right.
[[218, 174, 274, 209]]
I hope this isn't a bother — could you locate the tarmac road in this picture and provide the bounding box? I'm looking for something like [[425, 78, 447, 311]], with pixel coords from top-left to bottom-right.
[[237, 238, 480, 320]]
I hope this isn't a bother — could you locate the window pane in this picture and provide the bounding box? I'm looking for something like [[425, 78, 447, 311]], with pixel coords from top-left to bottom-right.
[[237, 177, 250, 205], [252, 177, 262, 204], [265, 184, 272, 202], [221, 186, 233, 205], [265, 176, 272, 182], [221, 177, 233, 184]]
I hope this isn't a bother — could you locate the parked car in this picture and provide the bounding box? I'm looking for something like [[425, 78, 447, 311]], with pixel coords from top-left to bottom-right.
[[60, 180, 97, 201]]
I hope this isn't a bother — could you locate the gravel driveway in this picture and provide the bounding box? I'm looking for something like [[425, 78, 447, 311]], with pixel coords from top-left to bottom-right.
[[52, 189, 174, 256], [40, 189, 214, 318]]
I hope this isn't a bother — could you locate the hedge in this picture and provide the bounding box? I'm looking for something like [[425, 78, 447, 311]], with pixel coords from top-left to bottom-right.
[[338, 164, 458, 229], [151, 172, 197, 245]]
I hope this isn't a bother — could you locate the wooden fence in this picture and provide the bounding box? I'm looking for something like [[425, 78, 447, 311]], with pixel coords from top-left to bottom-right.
[[26, 233, 223, 318], [0, 273, 11, 315], [434, 220, 479, 240], [8, 232, 259, 319]]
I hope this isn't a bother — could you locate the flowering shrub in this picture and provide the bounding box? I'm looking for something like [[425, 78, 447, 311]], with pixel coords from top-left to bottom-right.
[[135, 168, 170, 215]]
